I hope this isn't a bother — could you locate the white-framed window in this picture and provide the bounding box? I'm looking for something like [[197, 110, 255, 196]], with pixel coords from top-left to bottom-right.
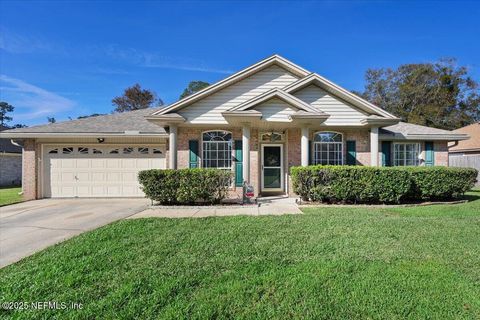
[[393, 143, 421, 166], [202, 130, 233, 169], [313, 132, 343, 165]]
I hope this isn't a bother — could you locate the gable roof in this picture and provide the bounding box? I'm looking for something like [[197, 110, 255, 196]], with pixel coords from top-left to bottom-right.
[[283, 73, 398, 119], [152, 54, 310, 116], [228, 88, 322, 114], [450, 122, 480, 152], [0, 107, 168, 138]]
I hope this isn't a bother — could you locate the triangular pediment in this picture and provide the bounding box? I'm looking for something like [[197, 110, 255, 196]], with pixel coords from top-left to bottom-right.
[[152, 55, 310, 116], [284, 73, 398, 119], [229, 88, 322, 114]]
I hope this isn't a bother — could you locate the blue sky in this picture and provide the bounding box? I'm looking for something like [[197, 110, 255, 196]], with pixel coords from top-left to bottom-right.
[[1, 1, 479, 126]]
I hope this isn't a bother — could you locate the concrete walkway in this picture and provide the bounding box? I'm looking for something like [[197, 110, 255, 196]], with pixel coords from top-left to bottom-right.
[[129, 197, 302, 219]]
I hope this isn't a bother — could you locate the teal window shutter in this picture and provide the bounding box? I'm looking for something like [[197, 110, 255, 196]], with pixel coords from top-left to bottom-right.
[[381, 141, 392, 166], [189, 140, 199, 168], [425, 141, 434, 166], [308, 140, 312, 165], [346, 140, 356, 165], [234, 140, 243, 187]]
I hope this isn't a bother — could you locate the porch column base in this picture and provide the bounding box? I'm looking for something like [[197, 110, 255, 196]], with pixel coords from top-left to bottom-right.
[[370, 127, 379, 166], [242, 126, 250, 183], [301, 127, 309, 167], [169, 125, 178, 169]]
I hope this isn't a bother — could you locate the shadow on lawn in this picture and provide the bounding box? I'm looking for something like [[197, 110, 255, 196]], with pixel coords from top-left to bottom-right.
[[463, 188, 480, 203]]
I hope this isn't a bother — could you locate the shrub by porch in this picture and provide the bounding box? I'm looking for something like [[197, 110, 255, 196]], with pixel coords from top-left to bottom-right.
[[138, 168, 232, 205], [291, 166, 478, 204]]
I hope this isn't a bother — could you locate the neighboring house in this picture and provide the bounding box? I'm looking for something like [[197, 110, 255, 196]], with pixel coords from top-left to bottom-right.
[[449, 122, 480, 185], [0, 55, 469, 200], [0, 125, 22, 186]]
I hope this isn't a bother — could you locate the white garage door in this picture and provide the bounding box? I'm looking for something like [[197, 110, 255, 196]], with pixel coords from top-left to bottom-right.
[[43, 145, 165, 198]]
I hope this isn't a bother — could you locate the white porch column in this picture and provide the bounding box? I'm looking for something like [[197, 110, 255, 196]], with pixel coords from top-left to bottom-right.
[[370, 126, 379, 166], [242, 125, 250, 183], [301, 127, 309, 167], [169, 125, 178, 169]]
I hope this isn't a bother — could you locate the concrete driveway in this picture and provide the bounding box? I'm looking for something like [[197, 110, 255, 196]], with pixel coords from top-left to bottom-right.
[[0, 198, 149, 268]]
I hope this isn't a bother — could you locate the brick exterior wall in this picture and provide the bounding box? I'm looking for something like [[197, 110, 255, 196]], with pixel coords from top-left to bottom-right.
[[22, 139, 37, 200], [287, 128, 301, 196], [342, 129, 371, 166], [0, 154, 22, 186], [433, 141, 449, 166]]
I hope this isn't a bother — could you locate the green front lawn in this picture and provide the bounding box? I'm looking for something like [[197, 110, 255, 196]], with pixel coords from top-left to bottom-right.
[[0, 186, 22, 206], [1, 190, 479, 319]]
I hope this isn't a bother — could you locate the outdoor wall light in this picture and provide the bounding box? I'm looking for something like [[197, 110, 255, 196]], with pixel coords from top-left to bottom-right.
[[97, 138, 105, 143]]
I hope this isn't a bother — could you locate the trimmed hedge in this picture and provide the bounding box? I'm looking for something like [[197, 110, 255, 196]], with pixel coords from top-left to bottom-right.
[[291, 165, 477, 204], [138, 168, 232, 205]]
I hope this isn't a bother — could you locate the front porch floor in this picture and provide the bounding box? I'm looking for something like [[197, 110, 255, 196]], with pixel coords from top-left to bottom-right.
[[129, 197, 302, 218]]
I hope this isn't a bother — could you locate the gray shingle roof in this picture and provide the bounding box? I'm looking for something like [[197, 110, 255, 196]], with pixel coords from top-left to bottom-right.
[[0, 125, 22, 153], [380, 122, 454, 135], [2, 107, 166, 135]]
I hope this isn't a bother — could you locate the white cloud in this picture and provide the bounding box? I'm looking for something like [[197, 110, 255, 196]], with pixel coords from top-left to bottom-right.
[[0, 75, 76, 121], [104, 45, 233, 74], [0, 28, 53, 54]]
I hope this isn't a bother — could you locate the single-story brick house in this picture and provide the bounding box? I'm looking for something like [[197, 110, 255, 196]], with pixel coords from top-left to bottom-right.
[[0, 125, 23, 187], [0, 55, 469, 200]]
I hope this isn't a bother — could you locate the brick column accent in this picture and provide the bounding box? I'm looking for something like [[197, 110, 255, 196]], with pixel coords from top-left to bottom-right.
[[22, 139, 37, 200]]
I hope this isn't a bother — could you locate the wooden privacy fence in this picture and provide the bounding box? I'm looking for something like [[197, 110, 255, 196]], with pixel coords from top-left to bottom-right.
[[449, 154, 480, 186]]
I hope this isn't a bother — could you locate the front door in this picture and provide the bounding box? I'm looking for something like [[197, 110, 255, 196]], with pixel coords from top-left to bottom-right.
[[261, 144, 283, 192]]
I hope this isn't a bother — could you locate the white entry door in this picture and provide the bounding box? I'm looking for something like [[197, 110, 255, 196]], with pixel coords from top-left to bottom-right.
[[43, 145, 165, 198], [261, 144, 284, 192]]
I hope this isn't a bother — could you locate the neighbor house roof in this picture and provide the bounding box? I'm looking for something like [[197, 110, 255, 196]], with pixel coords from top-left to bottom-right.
[[0, 107, 168, 139], [0, 125, 22, 153], [380, 122, 469, 141], [449, 122, 480, 152]]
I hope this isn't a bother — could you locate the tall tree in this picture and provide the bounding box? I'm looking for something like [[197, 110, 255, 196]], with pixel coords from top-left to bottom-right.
[[356, 58, 480, 130], [179, 81, 210, 99], [0, 101, 14, 126], [112, 84, 163, 113]]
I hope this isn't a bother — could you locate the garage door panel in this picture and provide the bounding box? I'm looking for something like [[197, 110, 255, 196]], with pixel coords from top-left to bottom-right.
[[61, 172, 75, 182], [106, 159, 121, 169], [76, 159, 90, 168], [106, 186, 121, 196], [122, 159, 136, 168], [92, 172, 105, 181], [61, 159, 76, 168], [77, 172, 90, 181], [77, 186, 91, 197], [44, 145, 165, 198], [91, 159, 105, 168]]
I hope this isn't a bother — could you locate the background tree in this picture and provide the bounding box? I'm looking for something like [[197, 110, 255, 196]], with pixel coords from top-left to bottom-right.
[[355, 58, 480, 130], [47, 117, 56, 124], [179, 81, 210, 100], [112, 84, 163, 113], [0, 102, 14, 126]]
